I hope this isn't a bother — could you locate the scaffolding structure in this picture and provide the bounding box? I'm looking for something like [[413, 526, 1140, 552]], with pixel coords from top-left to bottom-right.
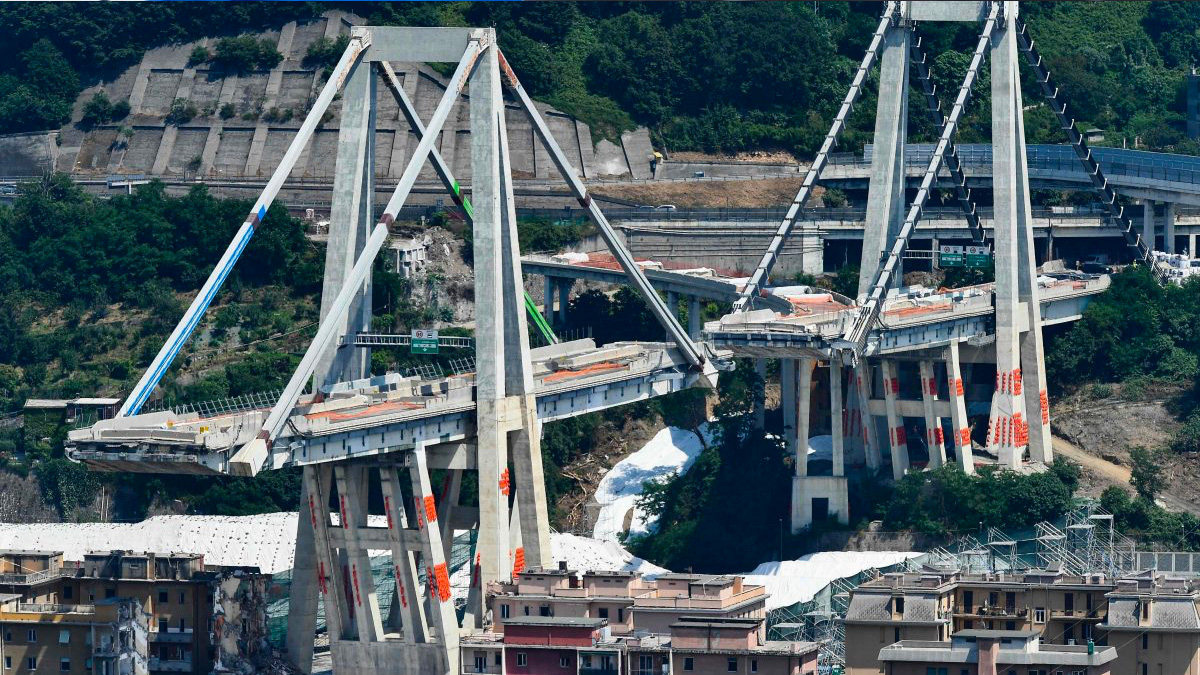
[[766, 502, 1158, 669]]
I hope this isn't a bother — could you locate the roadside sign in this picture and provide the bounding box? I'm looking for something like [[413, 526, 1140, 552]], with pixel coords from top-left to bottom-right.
[[965, 245, 992, 268], [411, 328, 439, 355], [939, 245, 964, 267]]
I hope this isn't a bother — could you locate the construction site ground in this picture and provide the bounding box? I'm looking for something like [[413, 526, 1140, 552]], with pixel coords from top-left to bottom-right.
[[593, 177, 809, 209], [1051, 383, 1200, 516]]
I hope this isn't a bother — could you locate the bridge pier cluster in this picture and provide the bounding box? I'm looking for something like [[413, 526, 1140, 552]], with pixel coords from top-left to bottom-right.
[[753, 333, 1053, 534], [539, 270, 708, 339]]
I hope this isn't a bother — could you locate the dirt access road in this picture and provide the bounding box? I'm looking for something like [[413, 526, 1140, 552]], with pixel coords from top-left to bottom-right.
[[1051, 436, 1200, 516]]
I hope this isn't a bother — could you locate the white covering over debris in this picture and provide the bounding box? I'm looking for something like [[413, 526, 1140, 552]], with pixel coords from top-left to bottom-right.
[[742, 551, 920, 610], [0, 513, 300, 573], [592, 425, 712, 542], [0, 512, 667, 581], [551, 532, 668, 576]]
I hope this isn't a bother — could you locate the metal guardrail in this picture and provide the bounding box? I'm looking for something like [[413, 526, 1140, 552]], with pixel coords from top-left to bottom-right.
[[0, 568, 65, 585], [17, 603, 95, 614], [853, 143, 1200, 188], [345, 333, 474, 348]]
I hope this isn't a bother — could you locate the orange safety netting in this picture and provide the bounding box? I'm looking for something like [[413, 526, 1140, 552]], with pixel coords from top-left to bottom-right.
[[542, 361, 628, 383], [304, 399, 424, 422]]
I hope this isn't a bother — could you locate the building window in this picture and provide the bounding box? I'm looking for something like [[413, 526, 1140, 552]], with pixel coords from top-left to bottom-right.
[[59, 629, 70, 644], [3, 630, 9, 642], [63, 586, 72, 600], [598, 607, 609, 619], [1034, 607, 1046, 623], [751, 659, 758, 673], [27, 629, 36, 643], [618, 608, 625, 623], [179, 592, 186, 604], [26, 659, 35, 671], [684, 658, 695, 671], [539, 605, 551, 617], [1142, 664, 1148, 675], [1142, 634, 1149, 650], [4, 656, 10, 669], [159, 618, 168, 633], [500, 604, 510, 619], [560, 656, 570, 668], [60, 658, 70, 672], [104, 588, 115, 599], [516, 653, 527, 667], [895, 597, 905, 614], [523, 606, 530, 616], [728, 657, 738, 672], [894, 628, 901, 642], [158, 590, 168, 604], [84, 659, 91, 671], [179, 618, 186, 631]]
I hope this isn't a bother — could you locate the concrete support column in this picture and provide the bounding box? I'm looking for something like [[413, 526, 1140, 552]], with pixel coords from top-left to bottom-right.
[[830, 360, 845, 477], [688, 295, 702, 339], [857, 23, 910, 299], [753, 359, 767, 432], [471, 39, 513, 621], [1144, 201, 1157, 251], [796, 358, 813, 477], [285, 477, 318, 673], [881, 359, 907, 480], [315, 58, 375, 390], [1165, 202, 1177, 253], [666, 291, 679, 341], [781, 359, 797, 458], [988, 10, 1031, 468], [919, 360, 947, 468], [544, 275, 555, 320], [855, 361, 882, 471], [946, 342, 974, 474], [556, 279, 571, 326], [1191, 233, 1198, 258]]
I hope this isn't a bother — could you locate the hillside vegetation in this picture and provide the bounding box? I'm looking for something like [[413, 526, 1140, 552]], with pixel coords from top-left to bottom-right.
[[4, 2, 1200, 155]]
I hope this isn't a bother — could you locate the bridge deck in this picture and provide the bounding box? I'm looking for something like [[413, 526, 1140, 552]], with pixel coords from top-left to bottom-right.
[[67, 339, 722, 475]]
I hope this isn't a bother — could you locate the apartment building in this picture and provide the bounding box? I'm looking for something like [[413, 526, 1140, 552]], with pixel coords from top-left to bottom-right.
[[1097, 572, 1200, 675], [878, 629, 1116, 675], [0, 549, 268, 675], [489, 566, 768, 638], [467, 566, 819, 674], [847, 566, 1200, 675]]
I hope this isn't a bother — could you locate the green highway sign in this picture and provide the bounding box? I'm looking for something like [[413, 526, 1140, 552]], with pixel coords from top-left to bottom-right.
[[965, 245, 992, 268], [939, 244, 990, 268], [411, 328, 439, 355], [939, 245, 964, 267]]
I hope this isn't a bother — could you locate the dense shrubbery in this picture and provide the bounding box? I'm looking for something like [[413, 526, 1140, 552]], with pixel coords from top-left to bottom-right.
[[211, 35, 283, 73], [1046, 268, 1200, 391], [5, 3, 1200, 154], [879, 460, 1080, 536]]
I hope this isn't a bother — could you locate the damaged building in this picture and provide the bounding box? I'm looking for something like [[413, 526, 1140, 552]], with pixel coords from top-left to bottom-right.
[[0, 549, 271, 675]]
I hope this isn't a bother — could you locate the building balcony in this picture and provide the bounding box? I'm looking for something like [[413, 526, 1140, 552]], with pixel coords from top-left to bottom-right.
[[1050, 609, 1102, 621], [150, 629, 194, 643], [954, 605, 1027, 618], [461, 665, 500, 674], [579, 669, 619, 675], [0, 567, 66, 585], [147, 657, 192, 672]]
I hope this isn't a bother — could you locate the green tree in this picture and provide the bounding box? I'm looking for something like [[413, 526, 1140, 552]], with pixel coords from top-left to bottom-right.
[[1130, 446, 1168, 500]]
